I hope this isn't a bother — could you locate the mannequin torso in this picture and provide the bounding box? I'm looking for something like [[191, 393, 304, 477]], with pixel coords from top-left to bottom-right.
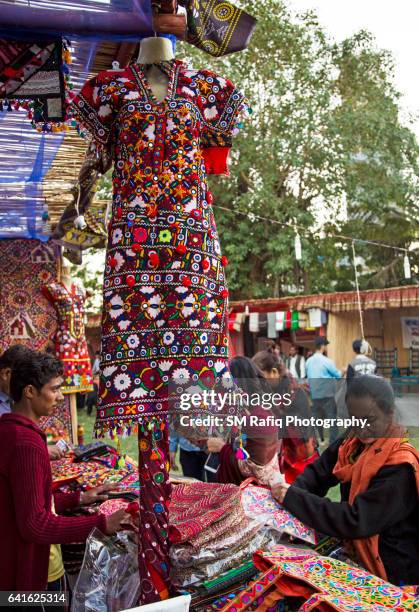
[[137, 37, 175, 102]]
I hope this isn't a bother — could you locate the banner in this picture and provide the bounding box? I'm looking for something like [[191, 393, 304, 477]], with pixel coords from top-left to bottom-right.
[[401, 317, 419, 348]]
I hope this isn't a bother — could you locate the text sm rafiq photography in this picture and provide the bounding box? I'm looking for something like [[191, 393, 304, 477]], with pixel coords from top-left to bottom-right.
[[176, 387, 370, 437]]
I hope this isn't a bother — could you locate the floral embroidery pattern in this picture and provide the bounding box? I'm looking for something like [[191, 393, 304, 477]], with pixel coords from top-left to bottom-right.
[[72, 59, 248, 435], [43, 282, 93, 393]]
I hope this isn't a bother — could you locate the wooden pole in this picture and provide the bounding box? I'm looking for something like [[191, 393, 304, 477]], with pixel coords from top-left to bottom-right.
[[69, 393, 78, 445]]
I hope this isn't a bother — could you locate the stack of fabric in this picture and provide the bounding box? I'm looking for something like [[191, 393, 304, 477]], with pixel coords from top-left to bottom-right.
[[169, 482, 280, 588]]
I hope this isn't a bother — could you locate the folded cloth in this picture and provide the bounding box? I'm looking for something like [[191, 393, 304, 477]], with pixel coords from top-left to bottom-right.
[[171, 521, 261, 569], [169, 482, 241, 544], [241, 484, 317, 545]]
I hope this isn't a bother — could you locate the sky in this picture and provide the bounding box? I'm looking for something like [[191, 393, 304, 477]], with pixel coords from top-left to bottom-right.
[[291, 0, 419, 133]]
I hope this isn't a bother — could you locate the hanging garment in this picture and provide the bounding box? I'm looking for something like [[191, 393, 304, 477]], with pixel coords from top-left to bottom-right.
[[0, 38, 68, 124], [72, 59, 248, 436], [291, 310, 299, 330], [43, 282, 93, 393], [178, 0, 257, 57], [267, 312, 276, 338], [258, 312, 267, 333], [234, 312, 246, 332], [248, 312, 259, 333], [308, 308, 322, 328], [298, 312, 308, 329], [275, 311, 285, 331]]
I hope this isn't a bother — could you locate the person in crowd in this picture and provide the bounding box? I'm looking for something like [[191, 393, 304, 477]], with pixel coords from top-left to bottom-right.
[[272, 375, 419, 586], [252, 349, 319, 483], [0, 344, 66, 460], [86, 350, 101, 416], [213, 356, 283, 487], [286, 344, 306, 380], [0, 344, 33, 416], [0, 351, 131, 595], [170, 429, 209, 481], [306, 336, 342, 444], [347, 339, 377, 381]]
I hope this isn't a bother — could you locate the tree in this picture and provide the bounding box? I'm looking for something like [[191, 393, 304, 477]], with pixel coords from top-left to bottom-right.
[[178, 0, 418, 297], [96, 0, 418, 300]]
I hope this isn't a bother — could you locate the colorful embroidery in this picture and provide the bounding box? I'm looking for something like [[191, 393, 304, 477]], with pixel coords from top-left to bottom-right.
[[253, 556, 418, 611], [169, 482, 242, 544], [71, 59, 248, 435], [43, 281, 93, 393], [0, 239, 58, 353], [39, 395, 72, 442], [0, 38, 71, 129], [241, 485, 317, 545]]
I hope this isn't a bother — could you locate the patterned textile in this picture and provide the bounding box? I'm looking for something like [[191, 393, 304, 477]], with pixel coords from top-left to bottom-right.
[[71, 59, 248, 435], [50, 454, 136, 489], [0, 239, 58, 352], [43, 281, 93, 393], [218, 565, 285, 612], [137, 419, 172, 604], [254, 544, 319, 567], [39, 395, 72, 441], [241, 485, 317, 545], [251, 555, 418, 611], [178, 0, 257, 57], [172, 521, 261, 568], [0, 38, 66, 122], [169, 482, 242, 544]]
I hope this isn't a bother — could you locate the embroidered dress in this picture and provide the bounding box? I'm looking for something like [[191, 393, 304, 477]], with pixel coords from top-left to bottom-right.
[[43, 282, 93, 393], [72, 59, 247, 436]]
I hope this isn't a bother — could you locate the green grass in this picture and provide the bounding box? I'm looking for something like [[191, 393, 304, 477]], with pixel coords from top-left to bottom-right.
[[77, 410, 139, 460]]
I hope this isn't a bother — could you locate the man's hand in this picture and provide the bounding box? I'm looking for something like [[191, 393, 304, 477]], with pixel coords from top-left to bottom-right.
[[80, 484, 118, 506], [104, 509, 131, 535], [169, 451, 179, 471], [48, 445, 65, 461], [206, 437, 225, 453], [271, 483, 290, 504]]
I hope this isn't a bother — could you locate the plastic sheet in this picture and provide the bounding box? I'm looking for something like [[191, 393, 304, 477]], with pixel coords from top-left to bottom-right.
[[71, 528, 140, 612]]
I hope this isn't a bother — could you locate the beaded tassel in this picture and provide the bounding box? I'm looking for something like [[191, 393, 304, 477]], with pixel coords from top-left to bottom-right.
[[235, 431, 250, 460]]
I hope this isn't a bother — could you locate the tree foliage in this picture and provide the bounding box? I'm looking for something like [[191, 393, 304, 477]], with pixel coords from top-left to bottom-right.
[[178, 0, 419, 297], [96, 0, 418, 301]]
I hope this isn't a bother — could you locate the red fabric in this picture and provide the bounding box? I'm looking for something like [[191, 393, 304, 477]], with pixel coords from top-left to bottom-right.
[[280, 439, 319, 484], [138, 423, 172, 604], [169, 481, 241, 544], [202, 146, 231, 175], [0, 413, 107, 591], [217, 443, 243, 486]]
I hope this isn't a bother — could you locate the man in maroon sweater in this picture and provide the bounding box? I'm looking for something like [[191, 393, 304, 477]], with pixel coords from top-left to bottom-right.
[[0, 351, 130, 592]]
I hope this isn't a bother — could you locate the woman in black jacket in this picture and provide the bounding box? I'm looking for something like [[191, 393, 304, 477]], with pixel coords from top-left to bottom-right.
[[272, 375, 419, 586]]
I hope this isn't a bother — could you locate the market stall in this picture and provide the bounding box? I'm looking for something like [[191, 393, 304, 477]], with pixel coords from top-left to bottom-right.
[[229, 285, 419, 371]]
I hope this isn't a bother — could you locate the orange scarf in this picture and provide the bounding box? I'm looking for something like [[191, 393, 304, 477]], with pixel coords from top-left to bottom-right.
[[332, 426, 419, 581]]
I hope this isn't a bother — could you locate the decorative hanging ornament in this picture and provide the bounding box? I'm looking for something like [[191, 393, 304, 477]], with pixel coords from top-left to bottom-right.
[[404, 253, 411, 280], [235, 431, 249, 460], [294, 232, 302, 261]]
